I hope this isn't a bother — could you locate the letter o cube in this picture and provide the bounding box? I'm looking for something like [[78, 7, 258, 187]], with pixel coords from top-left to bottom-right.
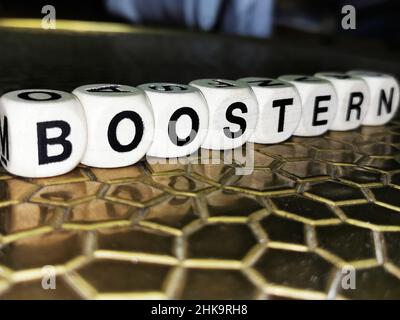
[[73, 84, 154, 168], [138, 83, 208, 158], [0, 89, 87, 177]]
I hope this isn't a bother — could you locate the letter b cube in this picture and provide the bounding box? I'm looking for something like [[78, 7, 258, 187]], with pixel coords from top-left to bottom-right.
[[0, 89, 87, 177]]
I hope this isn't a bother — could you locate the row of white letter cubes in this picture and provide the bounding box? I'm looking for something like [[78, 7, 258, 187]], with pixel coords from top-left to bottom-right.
[[0, 71, 398, 178]]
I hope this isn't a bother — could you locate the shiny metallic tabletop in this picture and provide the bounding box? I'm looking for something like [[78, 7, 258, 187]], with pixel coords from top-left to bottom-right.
[[0, 24, 399, 299]]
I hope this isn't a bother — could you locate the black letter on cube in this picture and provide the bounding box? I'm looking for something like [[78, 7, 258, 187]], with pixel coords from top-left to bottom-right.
[[378, 87, 394, 116], [149, 84, 187, 92], [223, 102, 248, 139], [18, 91, 62, 101], [247, 79, 284, 87], [272, 98, 294, 132], [168, 107, 199, 146], [347, 92, 364, 121], [107, 111, 144, 152], [37, 120, 72, 165], [207, 80, 236, 88], [312, 95, 331, 126], [0, 116, 9, 166], [87, 85, 129, 93]]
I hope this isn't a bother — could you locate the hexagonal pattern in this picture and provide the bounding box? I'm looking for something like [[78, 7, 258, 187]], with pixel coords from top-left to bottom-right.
[[0, 96, 400, 301], [338, 267, 400, 299], [253, 248, 333, 293], [315, 224, 376, 264], [2, 122, 400, 300], [186, 223, 258, 261], [181, 269, 258, 299], [270, 194, 340, 224], [304, 181, 367, 206], [77, 260, 172, 297], [0, 21, 399, 300], [206, 190, 264, 218]]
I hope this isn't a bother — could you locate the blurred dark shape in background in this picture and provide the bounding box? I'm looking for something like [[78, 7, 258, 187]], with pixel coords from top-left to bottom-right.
[[104, 0, 275, 37], [0, 0, 398, 42]]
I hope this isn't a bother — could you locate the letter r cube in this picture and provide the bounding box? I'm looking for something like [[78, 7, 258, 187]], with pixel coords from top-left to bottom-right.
[[0, 89, 87, 177]]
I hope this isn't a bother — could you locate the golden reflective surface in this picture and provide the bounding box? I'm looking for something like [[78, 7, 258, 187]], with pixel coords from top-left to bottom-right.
[[1, 122, 400, 299]]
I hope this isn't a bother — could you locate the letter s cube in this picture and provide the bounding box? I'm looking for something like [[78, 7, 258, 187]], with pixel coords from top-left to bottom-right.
[[0, 89, 87, 177], [189, 79, 258, 150]]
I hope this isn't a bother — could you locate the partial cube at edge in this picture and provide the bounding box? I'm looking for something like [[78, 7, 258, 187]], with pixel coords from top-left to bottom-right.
[[347, 70, 400, 126], [0, 89, 87, 177]]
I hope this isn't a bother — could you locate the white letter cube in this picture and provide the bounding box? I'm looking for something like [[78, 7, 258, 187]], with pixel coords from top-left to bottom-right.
[[0, 89, 87, 177], [315, 72, 370, 131], [138, 83, 208, 158], [238, 77, 302, 143], [278, 75, 338, 137], [189, 79, 258, 150], [73, 84, 154, 168], [347, 70, 400, 126]]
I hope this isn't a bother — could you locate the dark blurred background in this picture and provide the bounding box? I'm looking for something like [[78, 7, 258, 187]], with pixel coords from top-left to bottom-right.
[[0, 0, 398, 94], [0, 0, 398, 43]]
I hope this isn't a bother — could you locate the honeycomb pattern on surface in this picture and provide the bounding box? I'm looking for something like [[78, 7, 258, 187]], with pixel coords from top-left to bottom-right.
[[0, 23, 400, 300], [1, 120, 400, 300]]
